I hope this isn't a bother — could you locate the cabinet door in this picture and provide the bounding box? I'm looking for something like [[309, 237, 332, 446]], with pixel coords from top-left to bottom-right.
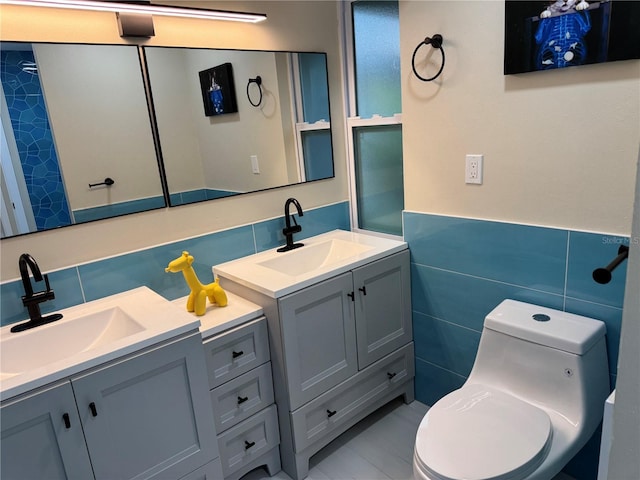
[[1, 381, 94, 480], [353, 250, 412, 369], [279, 273, 358, 410], [71, 332, 218, 480]]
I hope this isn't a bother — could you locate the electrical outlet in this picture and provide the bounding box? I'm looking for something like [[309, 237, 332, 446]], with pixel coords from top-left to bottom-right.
[[465, 154, 483, 184]]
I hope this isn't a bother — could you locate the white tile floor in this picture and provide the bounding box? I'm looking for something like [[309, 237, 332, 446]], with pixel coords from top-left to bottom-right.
[[240, 398, 576, 480]]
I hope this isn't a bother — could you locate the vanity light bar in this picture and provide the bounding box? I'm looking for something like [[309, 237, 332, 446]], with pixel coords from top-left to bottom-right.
[[0, 0, 267, 23]]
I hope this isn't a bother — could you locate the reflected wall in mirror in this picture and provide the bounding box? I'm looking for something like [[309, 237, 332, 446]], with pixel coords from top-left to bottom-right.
[[0, 42, 165, 239], [144, 47, 334, 206]]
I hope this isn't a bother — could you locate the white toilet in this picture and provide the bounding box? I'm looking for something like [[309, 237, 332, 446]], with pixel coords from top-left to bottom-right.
[[413, 299, 610, 480]]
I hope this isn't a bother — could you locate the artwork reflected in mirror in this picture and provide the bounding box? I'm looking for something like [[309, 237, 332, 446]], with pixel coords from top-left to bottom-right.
[[504, 0, 640, 74], [0, 42, 164, 238], [199, 63, 238, 116], [144, 47, 334, 206]]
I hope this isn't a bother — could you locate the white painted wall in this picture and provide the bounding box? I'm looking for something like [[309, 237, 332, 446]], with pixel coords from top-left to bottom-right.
[[35, 43, 162, 209], [145, 47, 206, 194], [400, 1, 639, 235], [0, 1, 348, 280], [606, 148, 640, 479]]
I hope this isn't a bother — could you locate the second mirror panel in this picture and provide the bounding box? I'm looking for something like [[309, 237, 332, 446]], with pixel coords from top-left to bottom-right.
[[144, 47, 333, 206]]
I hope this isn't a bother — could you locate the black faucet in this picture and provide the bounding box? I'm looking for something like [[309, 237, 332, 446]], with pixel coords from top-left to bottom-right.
[[11, 253, 63, 333], [277, 198, 304, 252]]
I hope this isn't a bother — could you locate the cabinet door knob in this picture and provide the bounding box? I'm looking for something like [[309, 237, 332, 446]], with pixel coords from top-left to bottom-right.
[[89, 402, 98, 417], [244, 440, 256, 450], [347, 292, 354, 301], [237, 395, 249, 405], [387, 372, 397, 379], [232, 350, 244, 359], [327, 409, 337, 418], [63, 413, 71, 429], [359, 286, 367, 296]]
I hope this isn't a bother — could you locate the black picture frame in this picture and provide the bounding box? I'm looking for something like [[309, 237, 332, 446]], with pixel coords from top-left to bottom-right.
[[198, 62, 238, 116], [504, 0, 640, 74]]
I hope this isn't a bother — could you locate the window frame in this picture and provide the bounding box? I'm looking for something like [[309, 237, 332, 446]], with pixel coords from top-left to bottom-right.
[[341, 0, 404, 240]]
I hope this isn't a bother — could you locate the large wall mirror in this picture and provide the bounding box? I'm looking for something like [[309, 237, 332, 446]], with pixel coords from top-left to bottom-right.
[[0, 42, 334, 239], [144, 46, 333, 206], [0, 42, 164, 238]]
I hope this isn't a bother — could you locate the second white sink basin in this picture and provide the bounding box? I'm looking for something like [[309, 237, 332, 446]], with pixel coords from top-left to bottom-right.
[[214, 230, 407, 298], [258, 238, 375, 276], [0, 287, 200, 401]]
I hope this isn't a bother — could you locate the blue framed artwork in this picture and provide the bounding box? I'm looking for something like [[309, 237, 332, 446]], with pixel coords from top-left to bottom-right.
[[504, 0, 640, 74], [198, 62, 238, 116]]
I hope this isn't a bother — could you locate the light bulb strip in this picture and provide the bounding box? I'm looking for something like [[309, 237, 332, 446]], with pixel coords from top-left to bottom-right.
[[0, 0, 267, 22]]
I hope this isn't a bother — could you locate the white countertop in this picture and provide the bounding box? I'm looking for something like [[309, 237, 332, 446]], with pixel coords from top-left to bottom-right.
[[1, 287, 200, 402], [171, 291, 263, 339], [213, 230, 407, 298]]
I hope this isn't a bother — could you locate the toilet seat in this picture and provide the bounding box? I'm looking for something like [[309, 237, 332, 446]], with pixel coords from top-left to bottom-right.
[[414, 384, 553, 480]]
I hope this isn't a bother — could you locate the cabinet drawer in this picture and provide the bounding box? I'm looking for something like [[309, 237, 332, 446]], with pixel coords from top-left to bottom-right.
[[178, 457, 223, 480], [217, 404, 280, 477], [203, 318, 269, 388], [290, 342, 414, 452], [210, 362, 275, 433]]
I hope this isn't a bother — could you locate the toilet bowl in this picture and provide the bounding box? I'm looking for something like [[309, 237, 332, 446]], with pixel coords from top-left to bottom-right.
[[413, 299, 610, 480]]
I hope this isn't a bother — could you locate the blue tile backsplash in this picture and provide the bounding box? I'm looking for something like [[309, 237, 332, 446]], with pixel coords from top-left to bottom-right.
[[405, 211, 628, 480], [1, 201, 350, 326]]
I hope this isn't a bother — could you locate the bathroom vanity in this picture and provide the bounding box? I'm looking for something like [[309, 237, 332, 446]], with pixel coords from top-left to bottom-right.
[[190, 292, 281, 480], [214, 230, 415, 480], [0, 288, 222, 480]]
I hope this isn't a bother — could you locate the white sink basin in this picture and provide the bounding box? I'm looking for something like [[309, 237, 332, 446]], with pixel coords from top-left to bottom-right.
[[1, 307, 144, 375], [214, 230, 407, 298], [258, 239, 375, 276], [0, 287, 199, 401]]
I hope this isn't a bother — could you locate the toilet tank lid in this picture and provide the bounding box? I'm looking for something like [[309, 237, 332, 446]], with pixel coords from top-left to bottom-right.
[[485, 300, 606, 355]]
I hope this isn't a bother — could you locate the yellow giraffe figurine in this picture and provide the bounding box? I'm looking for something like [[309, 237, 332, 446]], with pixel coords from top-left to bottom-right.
[[165, 251, 228, 316]]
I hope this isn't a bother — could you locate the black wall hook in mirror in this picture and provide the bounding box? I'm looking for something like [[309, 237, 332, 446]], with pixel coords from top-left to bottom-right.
[[89, 177, 115, 188], [593, 245, 629, 284], [412, 33, 445, 82], [247, 76, 263, 107]]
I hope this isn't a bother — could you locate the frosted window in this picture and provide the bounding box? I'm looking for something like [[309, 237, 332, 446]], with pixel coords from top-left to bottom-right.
[[299, 53, 330, 123], [302, 130, 333, 181], [354, 124, 403, 235], [352, 1, 401, 118]]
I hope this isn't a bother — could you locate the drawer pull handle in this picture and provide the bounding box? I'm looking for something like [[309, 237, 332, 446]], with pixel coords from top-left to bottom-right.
[[327, 409, 337, 418], [63, 413, 71, 429], [237, 395, 249, 405], [359, 286, 367, 296], [387, 372, 397, 379], [244, 440, 256, 450], [89, 402, 98, 417], [347, 292, 354, 301], [232, 350, 244, 359]]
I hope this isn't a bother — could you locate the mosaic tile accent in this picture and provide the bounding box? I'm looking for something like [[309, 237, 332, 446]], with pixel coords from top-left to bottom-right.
[[0, 48, 71, 231]]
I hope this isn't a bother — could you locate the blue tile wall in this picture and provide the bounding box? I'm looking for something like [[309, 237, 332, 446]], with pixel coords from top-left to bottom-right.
[[0, 202, 350, 327], [0, 49, 71, 231], [405, 211, 628, 480], [73, 196, 166, 223]]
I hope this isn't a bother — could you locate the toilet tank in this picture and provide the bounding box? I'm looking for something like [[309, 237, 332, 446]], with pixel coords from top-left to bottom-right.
[[468, 300, 610, 430]]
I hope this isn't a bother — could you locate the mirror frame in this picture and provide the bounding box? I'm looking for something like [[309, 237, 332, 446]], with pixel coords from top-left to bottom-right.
[[0, 41, 335, 239]]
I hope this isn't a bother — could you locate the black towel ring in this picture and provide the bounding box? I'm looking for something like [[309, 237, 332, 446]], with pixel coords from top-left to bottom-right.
[[411, 34, 445, 82], [247, 76, 263, 107]]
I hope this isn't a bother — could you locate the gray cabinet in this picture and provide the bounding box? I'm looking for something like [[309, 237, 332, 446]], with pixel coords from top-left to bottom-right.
[[0, 382, 94, 480], [353, 250, 412, 368], [219, 249, 414, 480], [1, 332, 220, 480], [279, 272, 358, 410], [203, 317, 281, 480]]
